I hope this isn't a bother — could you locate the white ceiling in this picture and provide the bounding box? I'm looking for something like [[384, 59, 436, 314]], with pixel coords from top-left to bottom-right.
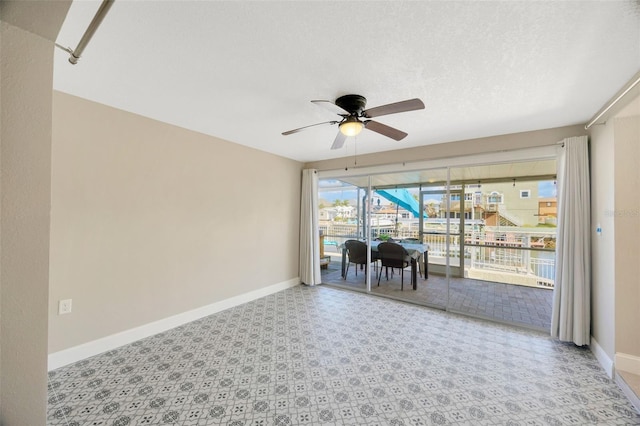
[[53, 1, 640, 163]]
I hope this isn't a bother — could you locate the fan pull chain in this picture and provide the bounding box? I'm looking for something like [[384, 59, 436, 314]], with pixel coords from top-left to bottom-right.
[[343, 137, 359, 171], [344, 140, 349, 171], [353, 137, 358, 166]]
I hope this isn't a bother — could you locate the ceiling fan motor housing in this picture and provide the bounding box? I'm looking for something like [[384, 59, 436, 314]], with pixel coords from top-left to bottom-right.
[[335, 94, 367, 115]]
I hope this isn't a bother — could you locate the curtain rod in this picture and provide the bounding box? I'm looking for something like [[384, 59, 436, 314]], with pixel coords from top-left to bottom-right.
[[585, 70, 640, 130], [55, 0, 115, 65]]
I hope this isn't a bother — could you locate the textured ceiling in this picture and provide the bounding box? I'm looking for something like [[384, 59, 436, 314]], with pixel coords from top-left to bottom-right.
[[53, 1, 640, 163]]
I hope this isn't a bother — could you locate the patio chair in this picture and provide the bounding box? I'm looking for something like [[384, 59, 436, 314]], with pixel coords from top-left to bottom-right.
[[344, 240, 378, 280], [400, 238, 424, 278], [376, 241, 411, 290]]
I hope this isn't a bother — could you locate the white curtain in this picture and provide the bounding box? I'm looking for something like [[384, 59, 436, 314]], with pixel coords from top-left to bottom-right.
[[299, 169, 321, 286], [551, 136, 591, 346]]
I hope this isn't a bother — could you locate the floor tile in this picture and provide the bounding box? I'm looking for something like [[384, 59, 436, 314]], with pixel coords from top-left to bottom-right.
[[48, 285, 639, 425]]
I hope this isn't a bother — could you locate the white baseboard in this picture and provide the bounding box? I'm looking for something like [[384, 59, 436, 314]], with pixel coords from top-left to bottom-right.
[[48, 278, 300, 371], [616, 352, 640, 376], [615, 372, 640, 414], [591, 336, 614, 378]]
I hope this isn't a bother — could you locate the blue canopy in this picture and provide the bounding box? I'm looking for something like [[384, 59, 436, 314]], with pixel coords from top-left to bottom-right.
[[375, 189, 422, 218]]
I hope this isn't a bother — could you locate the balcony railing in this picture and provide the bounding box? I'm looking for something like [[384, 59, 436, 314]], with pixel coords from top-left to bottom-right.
[[320, 222, 555, 289]]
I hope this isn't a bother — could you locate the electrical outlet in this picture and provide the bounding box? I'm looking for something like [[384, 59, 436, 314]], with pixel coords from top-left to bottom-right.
[[59, 299, 72, 315]]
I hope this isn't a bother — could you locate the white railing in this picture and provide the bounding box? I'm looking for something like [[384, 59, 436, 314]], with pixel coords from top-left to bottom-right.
[[425, 231, 555, 288], [466, 245, 555, 287], [320, 222, 556, 289]]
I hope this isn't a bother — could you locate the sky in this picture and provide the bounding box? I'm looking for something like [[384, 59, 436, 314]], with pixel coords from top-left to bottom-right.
[[538, 181, 557, 198]]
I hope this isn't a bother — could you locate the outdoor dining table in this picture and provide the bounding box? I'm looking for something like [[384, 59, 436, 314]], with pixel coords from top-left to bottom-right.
[[340, 241, 428, 290]]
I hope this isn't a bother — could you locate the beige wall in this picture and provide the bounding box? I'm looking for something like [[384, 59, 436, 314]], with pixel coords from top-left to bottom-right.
[[590, 92, 640, 373], [305, 124, 585, 171], [0, 1, 69, 423], [613, 114, 640, 364], [49, 92, 303, 353], [590, 116, 616, 362]]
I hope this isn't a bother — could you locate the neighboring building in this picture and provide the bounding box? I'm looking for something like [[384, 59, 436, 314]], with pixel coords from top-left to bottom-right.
[[373, 204, 413, 221], [538, 197, 558, 224], [439, 182, 549, 227], [319, 205, 356, 221]]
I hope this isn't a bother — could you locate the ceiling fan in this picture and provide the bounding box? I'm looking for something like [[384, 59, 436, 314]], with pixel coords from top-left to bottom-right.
[[282, 94, 425, 150]]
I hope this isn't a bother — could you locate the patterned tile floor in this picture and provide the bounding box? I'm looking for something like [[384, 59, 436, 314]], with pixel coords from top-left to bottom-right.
[[48, 285, 639, 426], [321, 259, 553, 331]]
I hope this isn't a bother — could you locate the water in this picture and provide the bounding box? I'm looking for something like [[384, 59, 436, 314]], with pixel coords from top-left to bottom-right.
[[531, 250, 556, 280]]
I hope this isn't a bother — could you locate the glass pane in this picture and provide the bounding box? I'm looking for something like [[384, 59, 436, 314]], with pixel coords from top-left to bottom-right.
[[317, 158, 556, 332], [447, 170, 557, 330], [318, 179, 361, 246]]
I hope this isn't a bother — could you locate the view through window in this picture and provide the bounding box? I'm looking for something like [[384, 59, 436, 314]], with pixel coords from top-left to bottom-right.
[[318, 164, 556, 331]]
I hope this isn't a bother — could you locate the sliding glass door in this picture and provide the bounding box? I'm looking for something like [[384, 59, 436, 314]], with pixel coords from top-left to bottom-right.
[[318, 168, 451, 310], [317, 155, 557, 331], [419, 187, 463, 279]]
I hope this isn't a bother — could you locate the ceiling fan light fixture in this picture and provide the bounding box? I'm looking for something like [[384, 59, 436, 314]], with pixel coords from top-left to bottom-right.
[[339, 117, 364, 136], [282, 94, 424, 147]]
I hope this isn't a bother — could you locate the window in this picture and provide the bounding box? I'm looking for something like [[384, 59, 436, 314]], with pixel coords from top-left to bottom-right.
[[451, 193, 472, 202], [520, 190, 531, 199], [488, 192, 503, 203]]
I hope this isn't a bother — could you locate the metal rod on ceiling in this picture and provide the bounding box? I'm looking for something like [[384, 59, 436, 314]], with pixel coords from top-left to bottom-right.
[[585, 71, 640, 129], [62, 0, 115, 65]]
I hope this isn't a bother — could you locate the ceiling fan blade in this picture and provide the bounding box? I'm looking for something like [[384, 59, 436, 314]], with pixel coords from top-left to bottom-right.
[[311, 100, 349, 115], [362, 98, 425, 118], [282, 121, 338, 136], [364, 120, 408, 141], [330, 131, 347, 150]]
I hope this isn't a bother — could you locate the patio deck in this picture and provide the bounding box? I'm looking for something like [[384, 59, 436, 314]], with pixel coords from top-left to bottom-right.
[[320, 256, 553, 331]]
